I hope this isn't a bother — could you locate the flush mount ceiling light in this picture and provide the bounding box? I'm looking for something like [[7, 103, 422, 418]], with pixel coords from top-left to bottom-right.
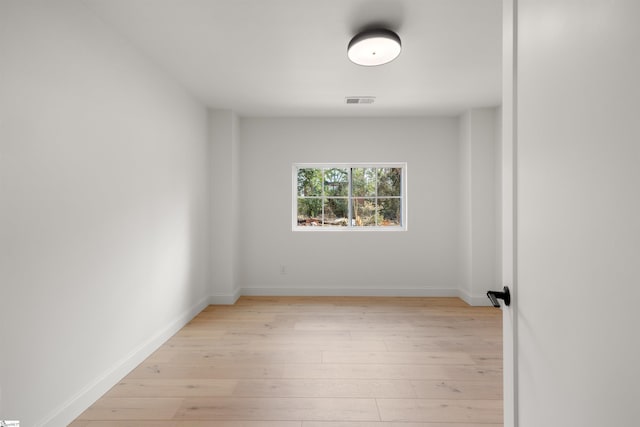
[[347, 28, 402, 66]]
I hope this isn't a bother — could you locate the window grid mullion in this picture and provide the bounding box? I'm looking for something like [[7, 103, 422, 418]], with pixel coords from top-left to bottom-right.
[[321, 168, 325, 226], [348, 168, 353, 228], [375, 168, 379, 226]]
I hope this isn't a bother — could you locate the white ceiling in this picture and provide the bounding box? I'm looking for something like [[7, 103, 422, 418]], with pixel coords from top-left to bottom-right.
[[84, 0, 502, 117]]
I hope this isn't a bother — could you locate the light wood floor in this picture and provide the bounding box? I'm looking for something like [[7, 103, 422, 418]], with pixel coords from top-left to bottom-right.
[[70, 296, 503, 426]]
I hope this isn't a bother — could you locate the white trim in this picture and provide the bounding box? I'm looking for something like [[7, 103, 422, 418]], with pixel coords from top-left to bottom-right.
[[240, 287, 460, 298], [504, 0, 519, 426], [457, 289, 494, 307], [39, 295, 212, 427], [294, 162, 407, 169], [293, 225, 405, 232], [502, 0, 520, 427], [293, 163, 408, 231], [223, 288, 491, 305], [210, 289, 242, 305]]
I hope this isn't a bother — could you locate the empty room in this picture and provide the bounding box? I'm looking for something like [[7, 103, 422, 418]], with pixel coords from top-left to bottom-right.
[[1, 1, 638, 427]]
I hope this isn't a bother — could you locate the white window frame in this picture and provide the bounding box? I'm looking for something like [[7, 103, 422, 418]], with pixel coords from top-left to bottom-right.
[[292, 162, 407, 231]]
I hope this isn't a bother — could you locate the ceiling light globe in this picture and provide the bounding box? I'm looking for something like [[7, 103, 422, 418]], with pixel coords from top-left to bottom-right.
[[348, 29, 402, 66]]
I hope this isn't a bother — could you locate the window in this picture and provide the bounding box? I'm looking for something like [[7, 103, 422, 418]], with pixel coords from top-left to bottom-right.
[[293, 163, 407, 230]]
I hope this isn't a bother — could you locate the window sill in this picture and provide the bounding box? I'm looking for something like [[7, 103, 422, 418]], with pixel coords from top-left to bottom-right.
[[292, 226, 407, 232]]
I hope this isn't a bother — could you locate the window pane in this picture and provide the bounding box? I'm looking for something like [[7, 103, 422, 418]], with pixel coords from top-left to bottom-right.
[[352, 168, 376, 197], [324, 168, 348, 196], [297, 198, 322, 226], [352, 197, 378, 227], [323, 198, 348, 226], [378, 198, 401, 226], [297, 168, 323, 196], [377, 168, 402, 196]]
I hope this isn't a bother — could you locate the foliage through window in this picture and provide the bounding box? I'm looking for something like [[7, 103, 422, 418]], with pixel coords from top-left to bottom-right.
[[294, 164, 406, 229]]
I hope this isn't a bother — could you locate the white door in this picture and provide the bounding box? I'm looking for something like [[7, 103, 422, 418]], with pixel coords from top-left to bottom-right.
[[509, 1, 640, 426]]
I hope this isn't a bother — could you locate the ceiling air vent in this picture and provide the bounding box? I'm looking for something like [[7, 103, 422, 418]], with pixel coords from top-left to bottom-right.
[[345, 96, 376, 104]]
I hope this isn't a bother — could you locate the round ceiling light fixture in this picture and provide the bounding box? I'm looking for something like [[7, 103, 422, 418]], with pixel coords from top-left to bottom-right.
[[347, 28, 402, 66]]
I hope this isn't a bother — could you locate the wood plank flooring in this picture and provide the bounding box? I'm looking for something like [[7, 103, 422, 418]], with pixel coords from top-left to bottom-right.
[[70, 296, 503, 426]]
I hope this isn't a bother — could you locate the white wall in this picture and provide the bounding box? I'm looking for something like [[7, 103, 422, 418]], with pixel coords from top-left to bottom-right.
[[494, 107, 503, 290], [237, 117, 461, 296], [0, 1, 210, 425], [459, 108, 500, 305], [517, 0, 640, 425], [459, 114, 473, 297], [209, 109, 241, 303]]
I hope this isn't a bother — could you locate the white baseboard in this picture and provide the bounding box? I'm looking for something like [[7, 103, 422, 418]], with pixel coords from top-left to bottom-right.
[[237, 287, 491, 306], [210, 288, 241, 305], [41, 294, 211, 427], [239, 287, 460, 298], [457, 289, 493, 306]]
